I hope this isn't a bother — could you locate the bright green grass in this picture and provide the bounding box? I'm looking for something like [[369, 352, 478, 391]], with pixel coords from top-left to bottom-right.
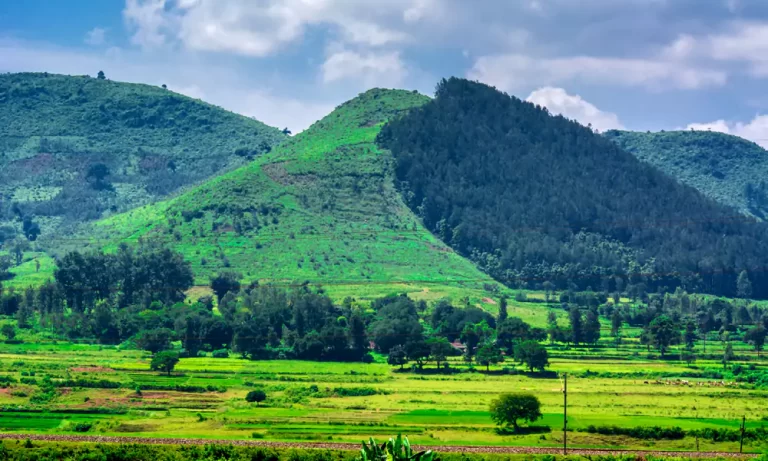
[[1, 339, 766, 452], [34, 88, 504, 303]]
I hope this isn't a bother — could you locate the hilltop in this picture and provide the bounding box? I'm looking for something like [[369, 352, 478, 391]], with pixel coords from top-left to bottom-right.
[[605, 129, 768, 219], [378, 78, 768, 299], [75, 88, 498, 302], [0, 72, 286, 246]]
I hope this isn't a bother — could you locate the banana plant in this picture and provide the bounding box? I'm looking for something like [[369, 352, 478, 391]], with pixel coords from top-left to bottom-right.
[[357, 434, 439, 461]]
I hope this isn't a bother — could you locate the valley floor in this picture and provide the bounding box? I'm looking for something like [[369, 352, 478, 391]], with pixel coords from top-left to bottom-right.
[[0, 339, 765, 455]]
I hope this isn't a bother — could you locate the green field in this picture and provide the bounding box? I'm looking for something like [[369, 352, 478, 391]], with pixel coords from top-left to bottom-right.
[[0, 332, 766, 454]]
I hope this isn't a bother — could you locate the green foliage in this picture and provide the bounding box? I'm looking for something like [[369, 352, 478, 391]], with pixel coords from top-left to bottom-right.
[[489, 392, 542, 430], [0, 72, 286, 259], [245, 389, 267, 405], [150, 350, 180, 376], [379, 78, 768, 299], [85, 87, 494, 300], [513, 341, 549, 372], [605, 129, 768, 218], [357, 434, 439, 461]]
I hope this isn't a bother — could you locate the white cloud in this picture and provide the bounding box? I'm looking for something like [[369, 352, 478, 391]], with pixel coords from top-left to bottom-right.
[[686, 116, 768, 148], [322, 49, 406, 86], [84, 27, 107, 46], [123, 0, 426, 57], [469, 54, 726, 91], [526, 87, 625, 132], [123, 0, 170, 49]]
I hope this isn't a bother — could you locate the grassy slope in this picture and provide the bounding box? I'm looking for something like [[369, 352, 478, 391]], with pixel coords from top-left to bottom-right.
[[75, 89, 498, 303], [605, 129, 768, 217], [0, 72, 285, 236]]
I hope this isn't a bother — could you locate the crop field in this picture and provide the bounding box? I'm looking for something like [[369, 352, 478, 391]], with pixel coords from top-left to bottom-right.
[[0, 333, 765, 455]]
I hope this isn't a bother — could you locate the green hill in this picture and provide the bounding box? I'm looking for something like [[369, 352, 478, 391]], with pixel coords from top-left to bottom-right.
[[0, 72, 286, 244], [604, 130, 768, 219], [67, 88, 498, 302], [377, 78, 768, 299]]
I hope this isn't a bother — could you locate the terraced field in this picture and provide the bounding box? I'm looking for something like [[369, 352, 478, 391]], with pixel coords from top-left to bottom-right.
[[0, 338, 765, 454]]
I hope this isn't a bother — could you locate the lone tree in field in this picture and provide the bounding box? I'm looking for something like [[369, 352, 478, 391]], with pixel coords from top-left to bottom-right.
[[150, 351, 180, 376], [489, 393, 542, 432], [245, 390, 267, 406]]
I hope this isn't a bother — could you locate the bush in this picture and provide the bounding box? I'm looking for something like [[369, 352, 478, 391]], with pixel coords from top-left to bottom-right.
[[212, 349, 229, 358], [73, 422, 93, 432]]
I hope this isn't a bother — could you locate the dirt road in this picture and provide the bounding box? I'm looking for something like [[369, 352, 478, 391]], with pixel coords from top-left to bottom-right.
[[0, 433, 755, 458]]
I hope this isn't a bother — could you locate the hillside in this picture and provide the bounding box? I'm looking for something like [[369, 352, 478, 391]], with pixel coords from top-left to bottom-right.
[[605, 129, 768, 219], [71, 88, 498, 302], [0, 72, 286, 246], [377, 78, 768, 299]]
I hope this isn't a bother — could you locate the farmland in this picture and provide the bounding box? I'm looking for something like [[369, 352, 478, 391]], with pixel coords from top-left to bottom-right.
[[0, 324, 766, 455]]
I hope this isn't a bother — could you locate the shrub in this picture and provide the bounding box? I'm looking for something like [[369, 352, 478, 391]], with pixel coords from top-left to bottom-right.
[[212, 349, 229, 358], [73, 422, 93, 432]]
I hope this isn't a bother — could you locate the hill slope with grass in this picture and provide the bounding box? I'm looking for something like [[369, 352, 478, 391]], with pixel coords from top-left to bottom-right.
[[71, 88, 498, 303], [605, 129, 768, 219], [377, 78, 768, 299], [0, 72, 286, 245]]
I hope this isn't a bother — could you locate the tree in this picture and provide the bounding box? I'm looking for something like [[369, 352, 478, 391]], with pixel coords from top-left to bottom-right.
[[568, 306, 583, 345], [497, 317, 531, 353], [583, 307, 601, 346], [745, 325, 766, 357], [476, 344, 503, 371], [722, 342, 734, 369], [489, 393, 542, 431], [497, 296, 508, 323], [737, 304, 752, 326], [697, 309, 715, 352], [387, 344, 408, 370], [648, 315, 676, 356], [683, 319, 697, 351], [136, 328, 173, 353], [737, 270, 753, 299], [460, 321, 492, 364], [1, 324, 15, 340], [610, 309, 622, 348], [405, 340, 430, 369], [427, 337, 453, 369], [97, 70, 106, 80], [245, 390, 267, 406], [210, 271, 242, 302], [10, 238, 30, 267], [282, 127, 292, 135], [514, 340, 549, 372], [150, 351, 179, 376]]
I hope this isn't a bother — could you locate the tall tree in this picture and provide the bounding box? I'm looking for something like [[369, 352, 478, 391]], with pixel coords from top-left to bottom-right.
[[610, 309, 622, 348], [568, 306, 583, 345], [648, 315, 676, 356], [583, 307, 601, 346], [497, 296, 508, 323]]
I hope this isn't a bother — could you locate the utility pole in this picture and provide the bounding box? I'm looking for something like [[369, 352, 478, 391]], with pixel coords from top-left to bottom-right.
[[563, 372, 568, 455], [740, 415, 746, 454]]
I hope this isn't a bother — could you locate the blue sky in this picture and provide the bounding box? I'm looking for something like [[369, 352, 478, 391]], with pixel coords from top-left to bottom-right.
[[2, 0, 768, 145]]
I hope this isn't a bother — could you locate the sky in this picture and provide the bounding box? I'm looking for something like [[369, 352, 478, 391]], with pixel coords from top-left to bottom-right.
[[2, 0, 768, 146]]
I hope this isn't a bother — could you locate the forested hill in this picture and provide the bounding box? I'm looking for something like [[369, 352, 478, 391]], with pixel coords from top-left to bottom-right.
[[76, 88, 495, 299], [605, 129, 768, 219], [377, 77, 768, 299], [0, 72, 286, 244]]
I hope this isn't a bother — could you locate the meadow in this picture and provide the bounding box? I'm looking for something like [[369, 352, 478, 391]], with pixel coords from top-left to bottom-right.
[[0, 328, 765, 455]]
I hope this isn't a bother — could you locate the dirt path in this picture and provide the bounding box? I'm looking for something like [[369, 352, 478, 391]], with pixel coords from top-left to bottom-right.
[[0, 433, 754, 458]]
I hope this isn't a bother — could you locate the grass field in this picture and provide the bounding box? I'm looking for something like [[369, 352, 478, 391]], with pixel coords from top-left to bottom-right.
[[0, 332, 765, 455]]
